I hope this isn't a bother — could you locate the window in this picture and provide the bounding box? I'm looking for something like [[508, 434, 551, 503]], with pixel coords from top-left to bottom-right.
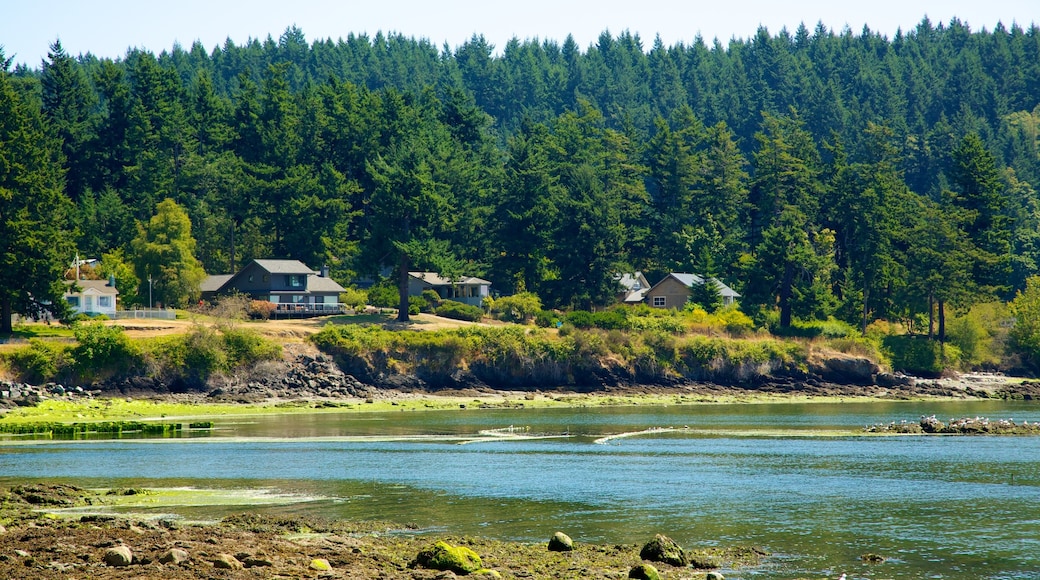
[[66, 296, 80, 308], [287, 275, 304, 288], [99, 296, 112, 308], [652, 296, 666, 307]]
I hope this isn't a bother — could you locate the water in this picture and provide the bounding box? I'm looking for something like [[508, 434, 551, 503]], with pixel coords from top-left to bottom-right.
[[2, 399, 1039, 579]]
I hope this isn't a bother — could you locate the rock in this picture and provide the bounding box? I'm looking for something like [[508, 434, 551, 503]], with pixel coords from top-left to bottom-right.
[[412, 540, 483, 574], [0, 524, 6, 534], [706, 572, 726, 580], [547, 531, 574, 552], [472, 569, 502, 578], [812, 355, 880, 385], [861, 552, 887, 563], [639, 534, 688, 567], [14, 549, 30, 558], [628, 563, 661, 580], [211, 553, 243, 569], [158, 548, 189, 564], [104, 546, 133, 567], [877, 372, 915, 387], [243, 556, 274, 568], [309, 558, 332, 571], [688, 553, 722, 569]]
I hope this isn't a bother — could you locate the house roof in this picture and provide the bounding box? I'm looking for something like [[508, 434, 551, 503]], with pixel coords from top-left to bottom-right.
[[616, 272, 649, 292], [409, 272, 491, 286], [200, 274, 233, 293], [253, 259, 317, 275], [307, 275, 346, 294], [660, 273, 740, 298], [64, 279, 118, 296]]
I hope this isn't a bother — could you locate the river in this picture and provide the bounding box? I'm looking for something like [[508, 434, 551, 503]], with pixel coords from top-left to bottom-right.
[[2, 399, 1039, 579]]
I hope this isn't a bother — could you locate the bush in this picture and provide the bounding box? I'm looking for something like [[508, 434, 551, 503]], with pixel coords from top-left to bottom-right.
[[435, 300, 484, 322], [367, 284, 400, 308], [6, 339, 71, 383], [490, 292, 542, 323], [249, 300, 276, 320], [71, 322, 142, 377], [883, 335, 961, 377], [408, 296, 426, 315], [534, 309, 559, 328], [339, 287, 369, 311], [421, 289, 442, 308], [221, 327, 282, 367], [565, 310, 595, 328], [590, 309, 630, 330]]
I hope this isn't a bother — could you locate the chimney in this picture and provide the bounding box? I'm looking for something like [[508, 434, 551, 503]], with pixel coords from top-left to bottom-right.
[[107, 274, 116, 287], [320, 264, 330, 278]]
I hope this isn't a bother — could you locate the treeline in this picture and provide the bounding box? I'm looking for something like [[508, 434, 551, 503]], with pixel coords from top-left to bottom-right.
[[3, 17, 1040, 335]]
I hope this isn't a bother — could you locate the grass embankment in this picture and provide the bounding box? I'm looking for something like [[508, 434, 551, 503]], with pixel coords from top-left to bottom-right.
[[312, 323, 813, 388]]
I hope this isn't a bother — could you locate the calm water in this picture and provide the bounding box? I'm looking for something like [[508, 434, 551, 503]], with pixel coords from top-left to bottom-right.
[[2, 400, 1039, 579]]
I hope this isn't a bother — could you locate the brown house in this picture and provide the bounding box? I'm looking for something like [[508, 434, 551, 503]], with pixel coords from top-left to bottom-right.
[[644, 273, 740, 309]]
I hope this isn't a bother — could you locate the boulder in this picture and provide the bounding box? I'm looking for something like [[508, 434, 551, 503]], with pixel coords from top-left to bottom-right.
[[640, 534, 688, 567], [412, 540, 483, 574], [812, 355, 879, 385], [104, 546, 133, 567], [158, 548, 189, 564], [628, 563, 661, 580], [547, 531, 574, 552], [211, 553, 243, 569], [309, 558, 332, 571], [706, 572, 726, 580]]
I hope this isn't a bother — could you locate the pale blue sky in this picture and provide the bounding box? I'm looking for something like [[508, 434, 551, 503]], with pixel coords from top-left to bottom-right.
[[2, 0, 1037, 68]]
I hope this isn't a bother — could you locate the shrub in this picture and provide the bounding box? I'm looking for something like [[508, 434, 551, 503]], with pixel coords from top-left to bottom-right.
[[435, 300, 484, 322], [421, 289, 442, 308], [71, 322, 142, 377], [221, 327, 282, 367], [6, 339, 71, 383], [534, 309, 559, 328], [565, 310, 595, 328], [367, 283, 400, 308], [249, 300, 276, 320], [490, 292, 542, 323], [883, 335, 961, 376], [339, 287, 369, 311], [590, 309, 630, 330], [408, 296, 426, 315]]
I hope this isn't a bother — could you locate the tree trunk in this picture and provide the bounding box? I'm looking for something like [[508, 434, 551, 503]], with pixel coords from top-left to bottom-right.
[[928, 293, 935, 339], [778, 261, 794, 328], [861, 286, 869, 336], [1, 295, 12, 335], [397, 253, 411, 323], [937, 299, 946, 344]]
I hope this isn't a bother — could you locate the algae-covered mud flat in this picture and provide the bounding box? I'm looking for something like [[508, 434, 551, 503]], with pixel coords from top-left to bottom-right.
[[2, 399, 1040, 579]]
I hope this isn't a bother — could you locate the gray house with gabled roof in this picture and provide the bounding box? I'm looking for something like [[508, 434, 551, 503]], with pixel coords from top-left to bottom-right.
[[644, 273, 740, 309], [201, 259, 346, 315]]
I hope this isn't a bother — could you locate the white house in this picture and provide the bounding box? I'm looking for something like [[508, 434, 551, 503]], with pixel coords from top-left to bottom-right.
[[64, 279, 119, 317]]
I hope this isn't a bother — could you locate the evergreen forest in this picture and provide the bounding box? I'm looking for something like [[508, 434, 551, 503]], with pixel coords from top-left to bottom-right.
[[4, 17, 1040, 350]]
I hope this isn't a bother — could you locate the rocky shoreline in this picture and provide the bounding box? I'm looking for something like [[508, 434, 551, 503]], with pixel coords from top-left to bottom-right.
[[3, 345, 1039, 409], [0, 484, 764, 580]]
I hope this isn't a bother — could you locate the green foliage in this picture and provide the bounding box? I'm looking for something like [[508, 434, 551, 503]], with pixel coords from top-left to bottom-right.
[[71, 322, 142, 377], [339, 288, 369, 311], [97, 249, 140, 307], [1008, 276, 1040, 367], [413, 541, 483, 574], [220, 327, 282, 368], [366, 284, 399, 309], [489, 292, 543, 323], [946, 302, 1008, 368], [131, 199, 207, 308], [534, 310, 560, 328], [883, 335, 962, 376], [408, 295, 427, 315], [565, 311, 595, 329], [4, 339, 72, 383], [434, 300, 484, 322], [421, 289, 442, 308], [146, 325, 280, 386], [770, 318, 859, 339]]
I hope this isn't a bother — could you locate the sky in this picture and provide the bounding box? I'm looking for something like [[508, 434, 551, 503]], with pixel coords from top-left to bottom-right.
[[2, 0, 1038, 69]]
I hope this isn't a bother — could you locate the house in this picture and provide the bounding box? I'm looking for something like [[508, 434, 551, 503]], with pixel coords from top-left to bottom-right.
[[616, 272, 651, 304], [201, 259, 346, 315], [408, 272, 491, 307], [644, 273, 740, 309], [65, 279, 119, 317]]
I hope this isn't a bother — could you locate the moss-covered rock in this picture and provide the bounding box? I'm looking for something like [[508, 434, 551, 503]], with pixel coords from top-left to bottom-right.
[[412, 540, 483, 574], [548, 531, 574, 552], [640, 534, 688, 567], [628, 563, 661, 580]]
